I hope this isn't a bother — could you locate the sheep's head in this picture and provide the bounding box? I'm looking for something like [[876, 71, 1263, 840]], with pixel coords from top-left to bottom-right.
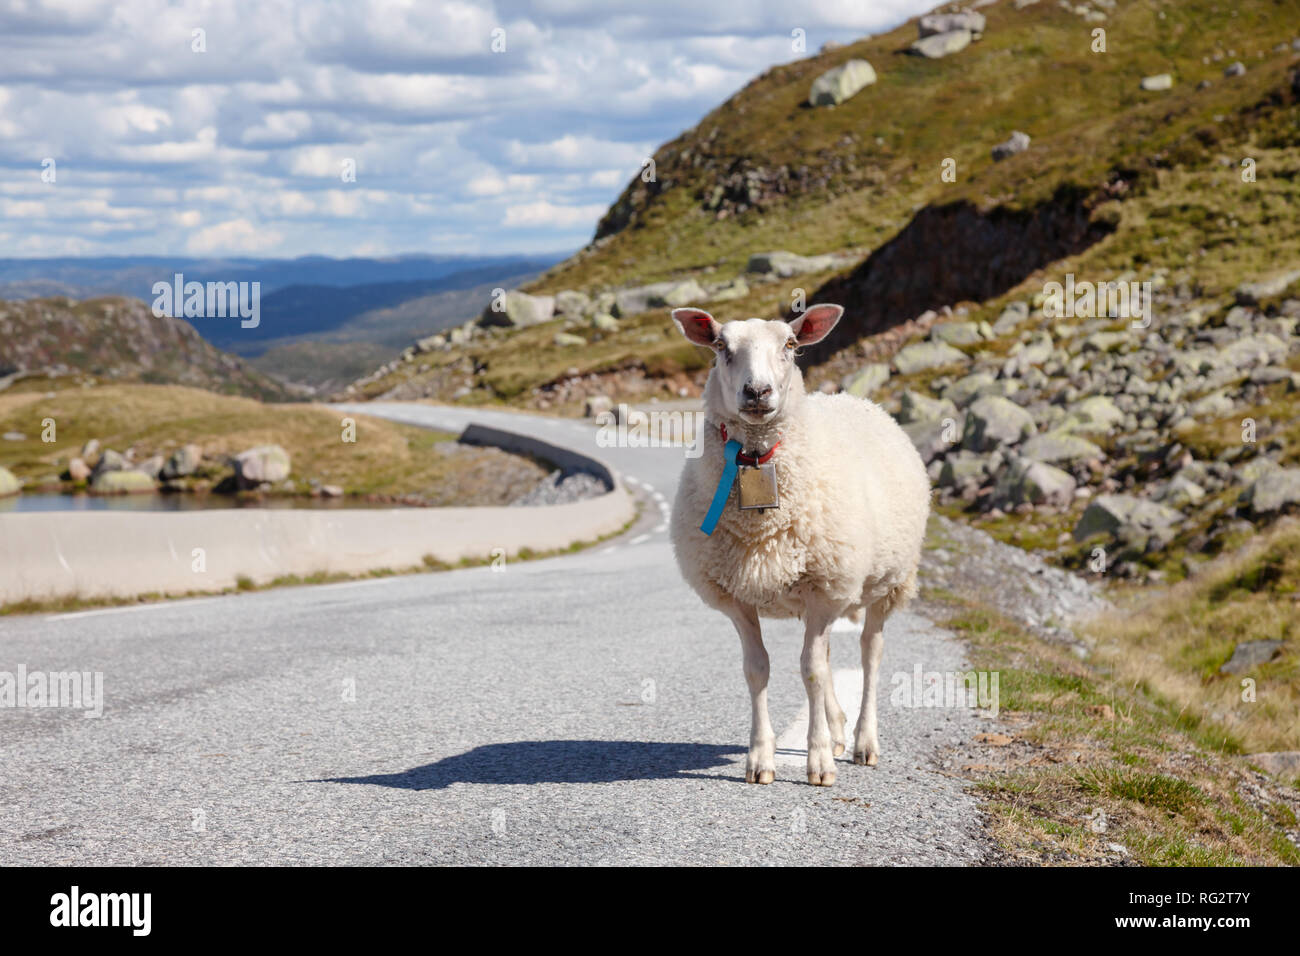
[[672, 304, 843, 425]]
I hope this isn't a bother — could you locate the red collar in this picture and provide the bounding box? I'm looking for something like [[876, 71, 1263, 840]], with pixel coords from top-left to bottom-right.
[[720, 423, 781, 466]]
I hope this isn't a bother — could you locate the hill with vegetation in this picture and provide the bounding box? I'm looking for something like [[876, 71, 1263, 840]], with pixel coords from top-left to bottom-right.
[[0, 296, 291, 401], [352, 0, 1299, 404]]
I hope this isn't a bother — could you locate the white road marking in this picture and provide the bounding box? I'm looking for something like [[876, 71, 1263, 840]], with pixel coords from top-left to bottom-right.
[[653, 523, 667, 533], [51, 597, 222, 621], [629, 533, 651, 545], [774, 667, 864, 766]]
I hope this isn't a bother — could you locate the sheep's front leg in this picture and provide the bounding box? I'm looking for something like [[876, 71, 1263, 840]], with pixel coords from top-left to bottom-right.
[[853, 602, 887, 766], [720, 599, 775, 784], [801, 606, 839, 787], [824, 642, 847, 757]]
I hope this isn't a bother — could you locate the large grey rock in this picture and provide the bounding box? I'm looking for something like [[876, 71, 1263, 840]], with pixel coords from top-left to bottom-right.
[[613, 279, 708, 317], [1059, 395, 1125, 435], [91, 449, 127, 478], [1003, 331, 1053, 374], [1154, 473, 1205, 508], [808, 59, 877, 106], [1239, 456, 1280, 486], [161, 443, 202, 480], [943, 372, 996, 407], [992, 130, 1031, 161], [233, 445, 291, 488], [554, 290, 593, 318], [659, 279, 708, 308], [1021, 431, 1104, 464], [583, 395, 612, 419], [1189, 389, 1235, 419], [1247, 751, 1300, 779], [1073, 494, 1181, 541], [481, 290, 555, 328], [1234, 270, 1300, 305], [842, 363, 890, 397], [0, 466, 18, 497], [1220, 640, 1283, 675], [910, 29, 972, 59], [893, 340, 967, 374], [706, 277, 749, 302], [930, 321, 989, 346], [962, 395, 1035, 451], [91, 470, 156, 494], [137, 455, 165, 480], [992, 456, 1077, 509], [938, 451, 987, 491], [899, 390, 957, 425], [1242, 468, 1300, 517], [992, 301, 1030, 335], [1081, 331, 1127, 353], [918, 12, 985, 36], [1219, 333, 1289, 371], [903, 419, 958, 465], [745, 251, 844, 278]]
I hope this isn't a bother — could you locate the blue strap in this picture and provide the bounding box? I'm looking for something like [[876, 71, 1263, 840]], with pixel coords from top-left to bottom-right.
[[700, 439, 742, 535]]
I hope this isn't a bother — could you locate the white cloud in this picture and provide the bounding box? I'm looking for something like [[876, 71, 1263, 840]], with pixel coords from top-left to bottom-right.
[[503, 200, 607, 228], [0, 0, 938, 256], [185, 218, 284, 254]]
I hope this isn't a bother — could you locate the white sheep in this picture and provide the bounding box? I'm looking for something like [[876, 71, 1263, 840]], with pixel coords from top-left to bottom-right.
[[669, 305, 931, 787]]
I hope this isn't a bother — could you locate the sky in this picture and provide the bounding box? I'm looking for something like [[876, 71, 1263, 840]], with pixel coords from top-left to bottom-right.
[[0, 0, 938, 259]]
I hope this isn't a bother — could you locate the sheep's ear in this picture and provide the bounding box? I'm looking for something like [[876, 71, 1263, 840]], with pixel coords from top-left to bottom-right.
[[787, 303, 843, 346], [672, 308, 721, 347]]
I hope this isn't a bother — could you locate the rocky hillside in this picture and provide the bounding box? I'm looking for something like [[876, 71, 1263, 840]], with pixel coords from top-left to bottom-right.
[[0, 296, 291, 401], [345, 0, 1300, 581]]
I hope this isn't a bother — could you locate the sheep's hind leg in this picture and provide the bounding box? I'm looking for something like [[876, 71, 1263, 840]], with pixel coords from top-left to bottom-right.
[[824, 642, 847, 756], [800, 603, 839, 787], [720, 599, 775, 785], [853, 601, 887, 767]]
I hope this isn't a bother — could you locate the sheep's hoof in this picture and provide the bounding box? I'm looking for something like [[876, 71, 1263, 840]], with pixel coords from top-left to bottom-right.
[[807, 770, 836, 787], [852, 750, 879, 767], [746, 768, 775, 785], [832, 742, 845, 757]]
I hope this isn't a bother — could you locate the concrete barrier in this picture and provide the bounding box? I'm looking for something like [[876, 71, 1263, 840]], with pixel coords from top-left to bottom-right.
[[0, 426, 634, 607], [460, 423, 614, 486]]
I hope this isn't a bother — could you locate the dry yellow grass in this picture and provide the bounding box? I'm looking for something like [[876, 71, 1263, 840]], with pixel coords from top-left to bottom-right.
[[0, 383, 546, 499], [1086, 519, 1300, 755]]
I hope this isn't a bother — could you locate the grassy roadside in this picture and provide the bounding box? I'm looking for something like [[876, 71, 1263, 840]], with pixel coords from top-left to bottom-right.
[[924, 583, 1300, 865], [1086, 519, 1300, 756]]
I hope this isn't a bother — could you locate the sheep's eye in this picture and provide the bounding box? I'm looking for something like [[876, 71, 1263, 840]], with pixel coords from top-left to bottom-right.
[[785, 339, 797, 352]]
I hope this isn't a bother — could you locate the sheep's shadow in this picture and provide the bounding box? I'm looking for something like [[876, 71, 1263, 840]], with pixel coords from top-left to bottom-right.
[[313, 740, 746, 790]]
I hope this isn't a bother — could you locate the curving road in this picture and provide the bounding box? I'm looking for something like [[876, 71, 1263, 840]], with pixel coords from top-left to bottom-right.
[[0, 401, 989, 865]]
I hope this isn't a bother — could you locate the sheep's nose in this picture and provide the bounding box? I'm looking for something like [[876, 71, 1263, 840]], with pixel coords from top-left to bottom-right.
[[743, 382, 773, 402]]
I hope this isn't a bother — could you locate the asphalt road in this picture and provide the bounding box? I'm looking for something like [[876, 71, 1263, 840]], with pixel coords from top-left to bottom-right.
[[0, 401, 990, 865]]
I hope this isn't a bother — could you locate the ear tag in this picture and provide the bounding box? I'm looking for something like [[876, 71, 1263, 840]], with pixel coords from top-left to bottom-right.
[[699, 439, 742, 535], [737, 462, 780, 510]]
